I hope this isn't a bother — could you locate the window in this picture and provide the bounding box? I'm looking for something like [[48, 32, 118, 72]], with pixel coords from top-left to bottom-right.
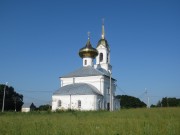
[[107, 103, 110, 111], [58, 100, 61, 107], [98, 100, 101, 109], [107, 87, 110, 94], [100, 53, 103, 62], [84, 60, 87, 65], [107, 53, 109, 63], [78, 100, 81, 108]]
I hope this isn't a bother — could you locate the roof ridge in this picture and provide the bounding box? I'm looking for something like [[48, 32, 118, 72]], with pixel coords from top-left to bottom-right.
[[60, 66, 108, 78], [53, 83, 102, 95]]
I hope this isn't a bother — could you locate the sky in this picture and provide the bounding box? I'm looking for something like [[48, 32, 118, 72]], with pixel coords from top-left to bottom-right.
[[0, 0, 180, 106]]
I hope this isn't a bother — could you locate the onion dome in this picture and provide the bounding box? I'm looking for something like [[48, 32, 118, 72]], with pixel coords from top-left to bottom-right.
[[96, 22, 109, 49], [79, 37, 98, 59]]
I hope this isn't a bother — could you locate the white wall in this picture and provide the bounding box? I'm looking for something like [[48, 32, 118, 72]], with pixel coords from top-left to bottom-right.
[[21, 107, 30, 112], [52, 95, 103, 111], [83, 57, 93, 67], [96, 46, 108, 64], [61, 76, 105, 95], [58, 74, 119, 110], [55, 69, 120, 111], [95, 45, 112, 71]]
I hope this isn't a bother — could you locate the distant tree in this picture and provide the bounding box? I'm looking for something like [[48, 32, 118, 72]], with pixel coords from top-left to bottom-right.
[[156, 100, 162, 107], [150, 104, 156, 108], [178, 99, 180, 106], [38, 104, 51, 111], [161, 97, 180, 107], [161, 97, 168, 107], [168, 98, 179, 107], [0, 84, 23, 111], [116, 95, 146, 108], [30, 103, 36, 111]]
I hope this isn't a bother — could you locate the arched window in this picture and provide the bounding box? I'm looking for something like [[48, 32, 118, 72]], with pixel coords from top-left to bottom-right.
[[84, 60, 87, 65], [78, 100, 81, 108], [107, 87, 110, 94], [58, 100, 61, 107], [107, 53, 109, 63], [98, 100, 101, 109], [100, 53, 103, 62]]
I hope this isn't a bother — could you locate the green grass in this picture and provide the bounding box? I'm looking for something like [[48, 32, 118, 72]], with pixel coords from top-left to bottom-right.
[[0, 108, 179, 135]]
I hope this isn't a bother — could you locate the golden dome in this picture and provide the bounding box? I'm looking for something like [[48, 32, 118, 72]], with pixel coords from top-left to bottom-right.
[[79, 39, 98, 59]]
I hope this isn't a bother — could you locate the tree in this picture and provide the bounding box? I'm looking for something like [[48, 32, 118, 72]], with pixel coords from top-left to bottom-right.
[[161, 97, 180, 107], [30, 103, 36, 111], [116, 95, 146, 108], [150, 104, 156, 108], [156, 100, 162, 107], [0, 84, 23, 111], [38, 104, 51, 111]]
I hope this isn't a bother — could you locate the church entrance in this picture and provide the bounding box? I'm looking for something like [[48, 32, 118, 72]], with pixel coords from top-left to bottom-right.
[[107, 103, 110, 111]]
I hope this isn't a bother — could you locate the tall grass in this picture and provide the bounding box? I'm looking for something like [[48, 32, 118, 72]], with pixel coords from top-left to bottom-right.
[[0, 108, 179, 135]]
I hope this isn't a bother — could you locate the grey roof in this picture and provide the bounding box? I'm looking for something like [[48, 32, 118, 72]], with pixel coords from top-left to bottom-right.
[[61, 66, 109, 78], [53, 83, 102, 95]]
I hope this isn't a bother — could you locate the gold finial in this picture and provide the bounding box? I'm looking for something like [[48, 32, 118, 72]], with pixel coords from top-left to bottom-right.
[[102, 18, 105, 39]]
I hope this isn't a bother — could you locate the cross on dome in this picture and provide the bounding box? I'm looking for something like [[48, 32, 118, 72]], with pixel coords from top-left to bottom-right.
[[87, 31, 90, 40]]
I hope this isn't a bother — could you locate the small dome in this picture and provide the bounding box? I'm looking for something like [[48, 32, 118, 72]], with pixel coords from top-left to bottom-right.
[[79, 39, 98, 58], [97, 38, 109, 49]]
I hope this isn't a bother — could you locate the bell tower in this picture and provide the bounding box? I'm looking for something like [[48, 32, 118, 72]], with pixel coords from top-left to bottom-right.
[[94, 21, 112, 72]]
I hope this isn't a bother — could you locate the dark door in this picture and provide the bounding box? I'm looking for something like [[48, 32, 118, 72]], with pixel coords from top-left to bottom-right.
[[107, 103, 110, 111]]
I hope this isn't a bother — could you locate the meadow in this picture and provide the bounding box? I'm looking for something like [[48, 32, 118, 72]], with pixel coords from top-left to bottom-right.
[[0, 108, 179, 135]]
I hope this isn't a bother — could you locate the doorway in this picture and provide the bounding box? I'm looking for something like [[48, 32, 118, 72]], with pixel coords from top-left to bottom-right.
[[107, 103, 110, 111]]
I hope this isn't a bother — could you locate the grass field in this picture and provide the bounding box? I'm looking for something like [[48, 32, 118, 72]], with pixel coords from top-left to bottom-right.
[[0, 108, 179, 135]]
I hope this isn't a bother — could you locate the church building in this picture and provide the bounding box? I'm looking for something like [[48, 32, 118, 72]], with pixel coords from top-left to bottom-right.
[[52, 23, 120, 111]]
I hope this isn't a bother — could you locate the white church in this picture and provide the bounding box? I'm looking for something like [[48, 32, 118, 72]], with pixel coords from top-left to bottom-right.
[[52, 23, 120, 111]]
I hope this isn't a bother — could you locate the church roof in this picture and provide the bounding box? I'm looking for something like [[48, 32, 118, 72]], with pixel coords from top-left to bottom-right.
[[53, 83, 102, 95], [61, 66, 109, 78]]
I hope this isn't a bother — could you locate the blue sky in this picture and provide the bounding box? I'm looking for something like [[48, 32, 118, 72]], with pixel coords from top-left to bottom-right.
[[0, 0, 180, 106]]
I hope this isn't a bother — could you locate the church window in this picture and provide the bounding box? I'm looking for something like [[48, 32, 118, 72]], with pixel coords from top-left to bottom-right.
[[98, 100, 101, 109], [107, 103, 110, 111], [107, 87, 110, 94], [78, 100, 81, 108], [58, 100, 61, 107], [100, 53, 103, 62], [107, 53, 109, 63], [84, 60, 87, 65]]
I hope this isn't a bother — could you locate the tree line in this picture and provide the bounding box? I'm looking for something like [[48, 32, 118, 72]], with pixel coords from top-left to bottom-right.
[[116, 95, 180, 108], [116, 95, 147, 108], [152, 97, 180, 107], [0, 84, 51, 111], [0, 84, 23, 111], [1, 84, 179, 111]]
